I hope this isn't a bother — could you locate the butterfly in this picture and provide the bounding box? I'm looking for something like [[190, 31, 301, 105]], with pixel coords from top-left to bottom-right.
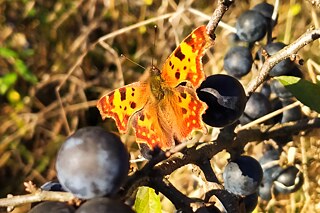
[[97, 25, 214, 150]]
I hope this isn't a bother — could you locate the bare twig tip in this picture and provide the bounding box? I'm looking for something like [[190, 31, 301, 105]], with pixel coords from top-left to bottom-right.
[[24, 181, 37, 193]]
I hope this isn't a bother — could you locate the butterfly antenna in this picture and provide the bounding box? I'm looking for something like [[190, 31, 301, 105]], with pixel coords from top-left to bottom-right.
[[151, 25, 158, 67], [120, 54, 145, 70]]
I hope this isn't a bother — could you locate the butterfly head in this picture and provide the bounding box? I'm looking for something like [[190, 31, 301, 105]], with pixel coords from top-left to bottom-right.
[[150, 65, 161, 76]]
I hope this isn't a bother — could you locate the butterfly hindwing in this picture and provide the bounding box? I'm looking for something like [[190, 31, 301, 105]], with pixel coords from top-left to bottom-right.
[[167, 86, 208, 141], [132, 104, 174, 149]]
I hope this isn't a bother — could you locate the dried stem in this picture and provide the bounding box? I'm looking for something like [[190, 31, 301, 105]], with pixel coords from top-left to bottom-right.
[[0, 191, 74, 207], [246, 28, 320, 95], [206, 0, 234, 39]]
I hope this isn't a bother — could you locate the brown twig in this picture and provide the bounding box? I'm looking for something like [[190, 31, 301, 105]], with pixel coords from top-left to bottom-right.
[[0, 190, 74, 207], [206, 0, 234, 39], [150, 178, 195, 212], [246, 28, 320, 95], [305, 0, 320, 8]]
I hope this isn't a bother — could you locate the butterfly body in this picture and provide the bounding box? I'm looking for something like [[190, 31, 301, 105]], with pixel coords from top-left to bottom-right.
[[97, 25, 214, 150], [149, 66, 166, 101]]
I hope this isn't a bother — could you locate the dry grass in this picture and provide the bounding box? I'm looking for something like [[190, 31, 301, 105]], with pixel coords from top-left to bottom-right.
[[0, 0, 319, 212]]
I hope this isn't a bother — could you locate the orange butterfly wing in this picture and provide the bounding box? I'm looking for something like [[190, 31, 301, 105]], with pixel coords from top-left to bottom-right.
[[132, 86, 207, 150], [168, 86, 207, 141], [97, 25, 214, 150], [97, 82, 149, 133], [161, 25, 214, 88], [132, 103, 171, 149]]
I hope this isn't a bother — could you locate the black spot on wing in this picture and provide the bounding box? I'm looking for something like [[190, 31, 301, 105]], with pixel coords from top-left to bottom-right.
[[181, 93, 187, 99], [174, 47, 185, 61], [175, 71, 180, 80], [185, 35, 193, 44], [120, 88, 126, 101], [140, 114, 145, 121], [130, 102, 136, 109], [182, 108, 187, 114]]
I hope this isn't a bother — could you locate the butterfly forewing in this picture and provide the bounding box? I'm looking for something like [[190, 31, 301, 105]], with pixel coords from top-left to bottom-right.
[[161, 25, 214, 89], [97, 82, 149, 133]]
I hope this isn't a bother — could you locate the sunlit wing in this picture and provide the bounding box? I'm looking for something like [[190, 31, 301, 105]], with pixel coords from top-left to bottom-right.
[[161, 25, 214, 88], [167, 86, 207, 141], [97, 82, 149, 133], [131, 104, 174, 150]]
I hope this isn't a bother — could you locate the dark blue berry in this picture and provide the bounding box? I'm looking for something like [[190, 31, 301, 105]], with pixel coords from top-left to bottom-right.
[[258, 179, 273, 201], [56, 126, 129, 199], [252, 2, 275, 20], [252, 2, 277, 28], [29, 201, 75, 213], [270, 79, 293, 99], [240, 92, 272, 125], [75, 198, 135, 213], [262, 42, 295, 76], [258, 148, 280, 166], [281, 99, 302, 123], [197, 74, 247, 127], [274, 166, 304, 194], [223, 46, 253, 78], [260, 83, 271, 98], [243, 193, 258, 212], [223, 156, 263, 196], [40, 181, 64, 192], [236, 10, 268, 42]]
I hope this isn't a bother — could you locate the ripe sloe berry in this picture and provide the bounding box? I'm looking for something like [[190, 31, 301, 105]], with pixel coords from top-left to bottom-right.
[[56, 126, 129, 199]]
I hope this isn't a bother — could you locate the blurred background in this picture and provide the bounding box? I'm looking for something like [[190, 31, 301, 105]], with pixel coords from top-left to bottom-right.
[[0, 0, 319, 212]]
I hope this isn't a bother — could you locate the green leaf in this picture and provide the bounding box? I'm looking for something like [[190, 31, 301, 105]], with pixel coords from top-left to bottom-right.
[[0, 47, 18, 58], [0, 73, 18, 94], [14, 59, 37, 83], [0, 47, 37, 84], [134, 186, 162, 213], [276, 76, 320, 113]]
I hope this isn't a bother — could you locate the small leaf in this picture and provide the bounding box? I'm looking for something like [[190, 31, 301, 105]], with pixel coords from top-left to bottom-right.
[[134, 186, 162, 213], [0, 47, 18, 58], [0, 73, 17, 94], [276, 76, 320, 113], [14, 59, 38, 83]]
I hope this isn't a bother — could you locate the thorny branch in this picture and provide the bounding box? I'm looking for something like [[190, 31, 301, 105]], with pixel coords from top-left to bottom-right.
[[0, 191, 75, 208], [206, 0, 234, 39], [246, 28, 320, 95]]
